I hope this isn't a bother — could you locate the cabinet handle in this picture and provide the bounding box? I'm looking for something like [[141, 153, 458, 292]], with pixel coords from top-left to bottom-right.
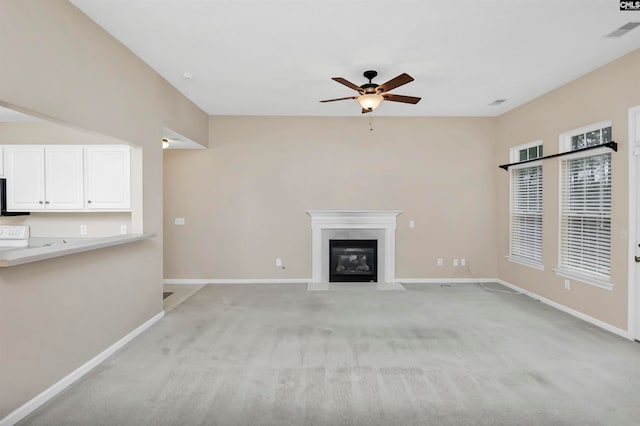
[[38, 201, 43, 204], [87, 200, 92, 204], [45, 201, 50, 204]]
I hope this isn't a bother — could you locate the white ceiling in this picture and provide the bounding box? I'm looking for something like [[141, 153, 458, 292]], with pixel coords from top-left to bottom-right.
[[162, 127, 205, 149], [0, 106, 45, 122], [70, 1, 640, 117]]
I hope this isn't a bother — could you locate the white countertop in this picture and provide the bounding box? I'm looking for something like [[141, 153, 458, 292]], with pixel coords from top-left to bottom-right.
[[0, 233, 156, 267]]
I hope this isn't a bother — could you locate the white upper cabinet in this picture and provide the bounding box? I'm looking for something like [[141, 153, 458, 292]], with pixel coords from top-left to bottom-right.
[[5, 146, 47, 211], [85, 146, 131, 210], [45, 146, 85, 210], [5, 146, 84, 211], [3, 144, 131, 212]]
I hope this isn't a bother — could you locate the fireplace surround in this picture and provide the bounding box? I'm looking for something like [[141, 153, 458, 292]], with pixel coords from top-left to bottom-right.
[[307, 210, 401, 284]]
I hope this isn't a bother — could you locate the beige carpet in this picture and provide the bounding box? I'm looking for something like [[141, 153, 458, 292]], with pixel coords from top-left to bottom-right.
[[20, 283, 640, 426], [306, 282, 406, 291]]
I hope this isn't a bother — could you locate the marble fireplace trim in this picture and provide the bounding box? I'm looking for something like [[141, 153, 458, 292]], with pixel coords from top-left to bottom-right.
[[307, 210, 401, 284]]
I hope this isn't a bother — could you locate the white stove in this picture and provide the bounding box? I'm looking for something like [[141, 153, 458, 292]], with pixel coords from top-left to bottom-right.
[[0, 225, 30, 248]]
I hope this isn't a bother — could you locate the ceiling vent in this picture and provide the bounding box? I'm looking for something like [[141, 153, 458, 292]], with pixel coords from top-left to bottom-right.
[[489, 99, 507, 106], [606, 22, 640, 38]]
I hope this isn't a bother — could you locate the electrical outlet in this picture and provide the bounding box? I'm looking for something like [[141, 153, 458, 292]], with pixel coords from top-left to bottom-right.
[[461, 258, 466, 266], [437, 258, 443, 266], [453, 259, 459, 266], [564, 280, 570, 290], [276, 258, 282, 267], [120, 225, 128, 235], [175, 218, 185, 225], [409, 220, 415, 228], [80, 225, 87, 235]]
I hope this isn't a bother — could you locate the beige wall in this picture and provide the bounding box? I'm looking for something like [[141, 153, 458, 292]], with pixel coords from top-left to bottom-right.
[[0, 0, 207, 418], [496, 49, 640, 330], [0, 213, 131, 238], [0, 121, 123, 145], [164, 116, 499, 280]]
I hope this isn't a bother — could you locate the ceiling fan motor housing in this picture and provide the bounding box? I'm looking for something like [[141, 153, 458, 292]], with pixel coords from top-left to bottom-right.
[[360, 83, 379, 94], [361, 70, 381, 94]]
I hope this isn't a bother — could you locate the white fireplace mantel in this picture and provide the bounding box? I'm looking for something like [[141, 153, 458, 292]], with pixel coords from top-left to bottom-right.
[[306, 210, 402, 284]]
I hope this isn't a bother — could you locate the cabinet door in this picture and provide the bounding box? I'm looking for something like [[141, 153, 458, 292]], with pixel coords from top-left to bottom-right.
[[85, 146, 131, 210], [4, 146, 45, 211], [45, 146, 84, 210]]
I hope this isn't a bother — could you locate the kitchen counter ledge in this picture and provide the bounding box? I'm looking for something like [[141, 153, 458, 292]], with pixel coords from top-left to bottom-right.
[[0, 233, 156, 267]]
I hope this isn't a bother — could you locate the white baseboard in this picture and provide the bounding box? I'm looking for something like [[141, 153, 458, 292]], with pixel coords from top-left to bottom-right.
[[163, 278, 311, 285], [397, 278, 496, 284], [163, 279, 210, 285], [164, 278, 497, 285], [496, 279, 631, 340], [0, 311, 165, 426], [164, 278, 496, 285]]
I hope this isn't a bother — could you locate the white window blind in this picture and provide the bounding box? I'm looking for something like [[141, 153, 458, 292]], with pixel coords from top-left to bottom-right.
[[560, 153, 611, 278], [511, 165, 543, 264], [558, 123, 612, 285]]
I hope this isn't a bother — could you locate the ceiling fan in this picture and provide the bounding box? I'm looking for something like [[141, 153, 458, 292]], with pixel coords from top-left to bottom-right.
[[320, 70, 421, 114]]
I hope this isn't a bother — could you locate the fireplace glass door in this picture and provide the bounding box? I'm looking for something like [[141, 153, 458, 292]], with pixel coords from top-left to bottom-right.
[[329, 239, 377, 282]]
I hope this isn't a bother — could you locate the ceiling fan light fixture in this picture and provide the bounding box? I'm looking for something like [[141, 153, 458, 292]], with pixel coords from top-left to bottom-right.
[[357, 93, 383, 111]]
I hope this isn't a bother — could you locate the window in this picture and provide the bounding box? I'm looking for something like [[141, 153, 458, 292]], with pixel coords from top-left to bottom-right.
[[558, 123, 612, 288], [518, 144, 543, 161], [508, 141, 543, 269]]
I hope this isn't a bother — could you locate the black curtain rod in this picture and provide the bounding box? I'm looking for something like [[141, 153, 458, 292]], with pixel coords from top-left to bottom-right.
[[498, 141, 617, 171]]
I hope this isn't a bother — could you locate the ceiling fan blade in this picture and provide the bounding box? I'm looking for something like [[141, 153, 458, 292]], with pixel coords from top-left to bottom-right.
[[332, 77, 362, 92], [319, 96, 357, 103], [379, 73, 414, 93], [383, 94, 421, 104]]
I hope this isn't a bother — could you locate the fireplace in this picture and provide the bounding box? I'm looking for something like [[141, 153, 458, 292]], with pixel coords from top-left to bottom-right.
[[329, 239, 377, 282], [307, 210, 401, 284]]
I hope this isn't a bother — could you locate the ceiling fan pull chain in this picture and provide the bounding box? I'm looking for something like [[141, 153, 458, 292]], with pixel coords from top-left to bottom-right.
[[369, 116, 374, 131]]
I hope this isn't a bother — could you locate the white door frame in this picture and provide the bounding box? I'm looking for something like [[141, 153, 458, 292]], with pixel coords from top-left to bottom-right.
[[628, 105, 640, 340]]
